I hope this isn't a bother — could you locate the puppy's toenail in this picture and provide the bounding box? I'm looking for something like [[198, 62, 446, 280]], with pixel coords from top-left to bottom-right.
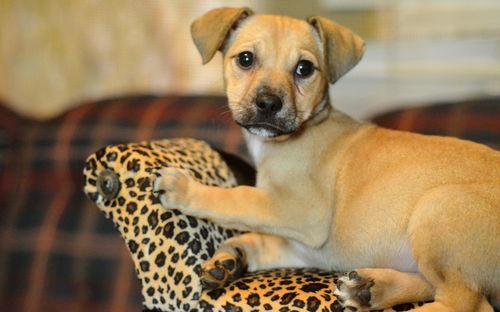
[[201, 279, 220, 291], [208, 267, 225, 281]]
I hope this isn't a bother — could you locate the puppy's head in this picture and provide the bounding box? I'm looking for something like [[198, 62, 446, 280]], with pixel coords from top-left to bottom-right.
[[191, 7, 365, 139]]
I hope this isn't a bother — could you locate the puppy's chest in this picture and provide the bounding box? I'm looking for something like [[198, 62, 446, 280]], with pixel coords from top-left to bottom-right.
[[246, 135, 266, 164], [248, 137, 320, 175], [255, 148, 318, 188], [246, 132, 324, 165]]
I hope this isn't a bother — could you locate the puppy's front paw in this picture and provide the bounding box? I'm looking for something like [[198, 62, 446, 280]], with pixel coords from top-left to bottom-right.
[[334, 271, 375, 311], [201, 247, 247, 291], [152, 167, 191, 209]]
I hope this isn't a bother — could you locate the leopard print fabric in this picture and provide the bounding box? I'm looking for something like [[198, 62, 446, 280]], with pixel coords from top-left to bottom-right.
[[83, 138, 429, 311]]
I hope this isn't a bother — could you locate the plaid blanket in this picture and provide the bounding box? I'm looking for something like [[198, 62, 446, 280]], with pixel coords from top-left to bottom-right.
[[0, 95, 498, 311]]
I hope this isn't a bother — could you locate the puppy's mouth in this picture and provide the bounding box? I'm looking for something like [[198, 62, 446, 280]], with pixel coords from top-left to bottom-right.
[[237, 122, 295, 138]]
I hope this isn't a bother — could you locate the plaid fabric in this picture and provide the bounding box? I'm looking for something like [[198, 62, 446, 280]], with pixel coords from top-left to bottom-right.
[[372, 97, 500, 149], [0, 95, 498, 312]]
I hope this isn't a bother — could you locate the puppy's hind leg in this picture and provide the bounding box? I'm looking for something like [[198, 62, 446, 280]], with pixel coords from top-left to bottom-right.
[[408, 289, 493, 312], [201, 232, 309, 290], [334, 268, 434, 310], [408, 185, 499, 312], [408, 256, 495, 312]]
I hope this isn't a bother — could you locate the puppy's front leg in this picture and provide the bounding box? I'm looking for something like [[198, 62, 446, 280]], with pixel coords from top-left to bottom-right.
[[201, 232, 310, 290], [153, 168, 279, 231], [153, 167, 329, 246]]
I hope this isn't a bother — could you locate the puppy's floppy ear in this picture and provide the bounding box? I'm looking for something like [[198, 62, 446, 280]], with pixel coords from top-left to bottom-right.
[[307, 16, 365, 83], [191, 7, 254, 64]]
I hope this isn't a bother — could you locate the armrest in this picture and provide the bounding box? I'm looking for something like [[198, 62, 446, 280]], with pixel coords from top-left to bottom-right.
[[83, 138, 241, 311]]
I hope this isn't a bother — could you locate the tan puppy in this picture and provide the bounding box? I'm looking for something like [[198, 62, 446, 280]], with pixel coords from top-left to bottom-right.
[[153, 7, 500, 311]]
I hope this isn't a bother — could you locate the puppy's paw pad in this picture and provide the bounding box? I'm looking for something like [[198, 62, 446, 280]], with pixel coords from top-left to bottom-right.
[[201, 250, 247, 291], [333, 271, 374, 310]]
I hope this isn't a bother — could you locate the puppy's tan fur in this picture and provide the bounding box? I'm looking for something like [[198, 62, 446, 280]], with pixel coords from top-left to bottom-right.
[[155, 7, 500, 311]]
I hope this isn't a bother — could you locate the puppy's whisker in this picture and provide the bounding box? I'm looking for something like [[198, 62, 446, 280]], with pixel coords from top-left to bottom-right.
[[218, 109, 233, 118]]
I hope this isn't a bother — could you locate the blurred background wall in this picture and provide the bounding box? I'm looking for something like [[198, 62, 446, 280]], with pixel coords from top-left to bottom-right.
[[1, 0, 499, 120]]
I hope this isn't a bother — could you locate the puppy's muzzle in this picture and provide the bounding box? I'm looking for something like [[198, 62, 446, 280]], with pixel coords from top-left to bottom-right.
[[236, 90, 298, 138], [238, 92, 292, 137]]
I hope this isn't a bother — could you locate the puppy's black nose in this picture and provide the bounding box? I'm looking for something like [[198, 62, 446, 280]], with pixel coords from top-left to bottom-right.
[[255, 93, 283, 114]]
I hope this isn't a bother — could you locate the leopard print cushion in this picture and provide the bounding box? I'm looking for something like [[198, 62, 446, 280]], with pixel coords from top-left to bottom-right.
[[83, 138, 429, 311]]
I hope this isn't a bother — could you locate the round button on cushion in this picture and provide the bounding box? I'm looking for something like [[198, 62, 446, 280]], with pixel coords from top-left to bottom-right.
[[97, 169, 121, 200]]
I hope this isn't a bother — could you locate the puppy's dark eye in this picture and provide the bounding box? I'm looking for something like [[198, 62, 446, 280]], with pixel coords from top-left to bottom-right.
[[295, 60, 314, 78], [237, 51, 254, 69]]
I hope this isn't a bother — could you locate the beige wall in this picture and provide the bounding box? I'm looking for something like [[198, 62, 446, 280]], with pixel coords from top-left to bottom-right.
[[1, 0, 499, 120], [0, 0, 268, 119]]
